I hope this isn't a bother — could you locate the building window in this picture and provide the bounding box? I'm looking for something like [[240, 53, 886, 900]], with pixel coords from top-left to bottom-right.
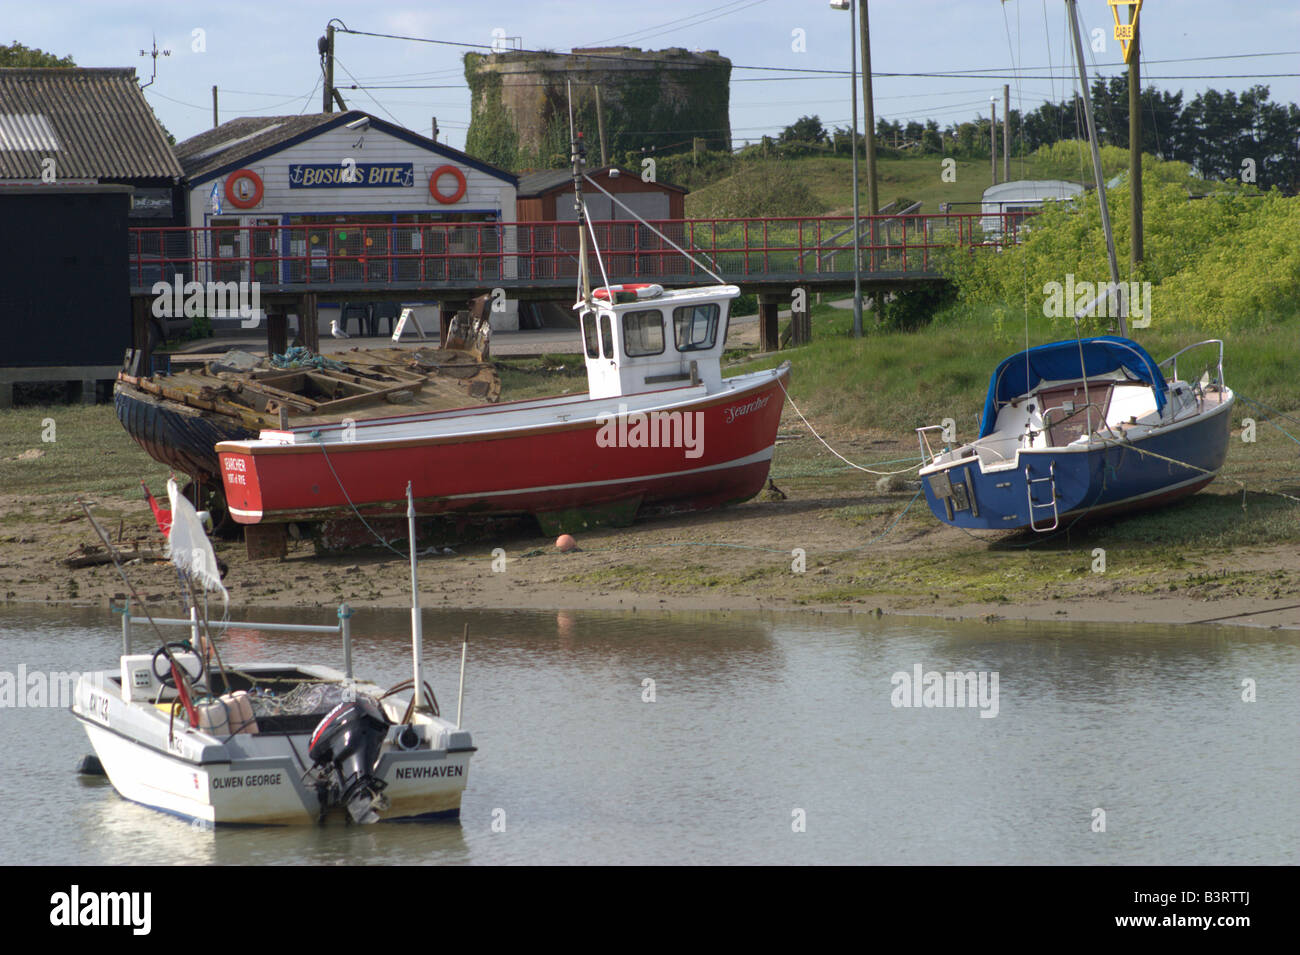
[[673, 303, 720, 352], [599, 314, 613, 359], [583, 314, 600, 359], [622, 309, 664, 357]]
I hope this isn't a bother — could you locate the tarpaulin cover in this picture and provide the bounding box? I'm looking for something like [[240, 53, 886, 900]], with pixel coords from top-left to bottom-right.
[[980, 336, 1167, 437]]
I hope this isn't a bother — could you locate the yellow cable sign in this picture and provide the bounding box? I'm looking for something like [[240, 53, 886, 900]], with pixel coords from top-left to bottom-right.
[[1107, 0, 1143, 64]]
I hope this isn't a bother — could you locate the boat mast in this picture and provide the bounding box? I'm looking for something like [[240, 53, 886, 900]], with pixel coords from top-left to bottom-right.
[[568, 81, 592, 307], [1066, 0, 1127, 336], [406, 481, 425, 711]]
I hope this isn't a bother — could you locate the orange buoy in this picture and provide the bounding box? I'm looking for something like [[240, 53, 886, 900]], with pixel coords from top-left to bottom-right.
[[555, 534, 579, 552]]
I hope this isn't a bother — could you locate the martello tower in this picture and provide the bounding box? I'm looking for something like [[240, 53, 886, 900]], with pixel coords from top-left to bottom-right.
[[464, 47, 731, 170]]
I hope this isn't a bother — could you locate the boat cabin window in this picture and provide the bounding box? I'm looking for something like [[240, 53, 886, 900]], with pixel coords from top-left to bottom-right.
[[673, 303, 720, 352], [583, 314, 600, 359], [622, 309, 665, 357], [599, 315, 613, 359]]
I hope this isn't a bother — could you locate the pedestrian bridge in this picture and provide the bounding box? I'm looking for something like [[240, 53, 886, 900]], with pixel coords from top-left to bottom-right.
[[128, 211, 1028, 299]]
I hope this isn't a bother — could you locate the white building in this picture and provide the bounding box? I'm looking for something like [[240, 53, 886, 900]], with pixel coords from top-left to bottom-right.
[[175, 111, 520, 332]]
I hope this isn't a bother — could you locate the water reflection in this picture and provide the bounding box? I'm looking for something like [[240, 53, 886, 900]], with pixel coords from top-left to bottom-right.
[[0, 603, 1295, 865]]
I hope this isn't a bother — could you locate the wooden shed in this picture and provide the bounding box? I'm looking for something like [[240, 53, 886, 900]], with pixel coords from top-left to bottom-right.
[[515, 167, 686, 222]]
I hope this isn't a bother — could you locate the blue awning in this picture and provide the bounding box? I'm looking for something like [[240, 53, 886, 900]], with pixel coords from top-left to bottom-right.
[[979, 336, 1167, 437]]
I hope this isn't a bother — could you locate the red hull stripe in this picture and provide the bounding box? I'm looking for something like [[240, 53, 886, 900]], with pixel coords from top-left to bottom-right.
[[229, 447, 775, 522]]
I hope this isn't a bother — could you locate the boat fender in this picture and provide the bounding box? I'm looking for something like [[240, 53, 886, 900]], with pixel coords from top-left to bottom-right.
[[76, 754, 106, 776]]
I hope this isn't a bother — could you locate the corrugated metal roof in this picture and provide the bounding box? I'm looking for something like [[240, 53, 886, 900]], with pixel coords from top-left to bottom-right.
[[0, 113, 60, 151], [0, 68, 182, 181], [174, 114, 341, 181]]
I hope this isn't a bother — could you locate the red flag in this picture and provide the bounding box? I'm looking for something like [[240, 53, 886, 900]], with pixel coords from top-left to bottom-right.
[[141, 480, 172, 536]]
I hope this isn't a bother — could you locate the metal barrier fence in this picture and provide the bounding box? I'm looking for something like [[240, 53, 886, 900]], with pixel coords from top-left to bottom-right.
[[128, 212, 1033, 288]]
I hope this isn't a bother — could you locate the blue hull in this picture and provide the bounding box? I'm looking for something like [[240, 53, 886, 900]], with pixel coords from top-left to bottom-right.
[[922, 399, 1233, 531]]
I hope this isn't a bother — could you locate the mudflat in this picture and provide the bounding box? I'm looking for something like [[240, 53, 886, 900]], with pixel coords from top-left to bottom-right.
[[2, 402, 1297, 629]]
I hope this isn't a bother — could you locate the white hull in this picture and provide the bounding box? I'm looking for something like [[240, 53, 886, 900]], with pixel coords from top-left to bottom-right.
[[73, 666, 473, 826]]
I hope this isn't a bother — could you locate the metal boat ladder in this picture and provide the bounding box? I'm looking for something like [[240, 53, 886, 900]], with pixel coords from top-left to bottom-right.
[[1025, 461, 1059, 532]]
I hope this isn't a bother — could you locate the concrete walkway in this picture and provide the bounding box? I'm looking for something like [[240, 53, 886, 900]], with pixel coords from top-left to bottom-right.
[[174, 311, 765, 359]]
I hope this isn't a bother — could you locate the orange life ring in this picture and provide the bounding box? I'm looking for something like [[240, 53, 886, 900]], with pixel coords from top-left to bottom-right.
[[429, 165, 467, 204], [593, 283, 664, 301], [224, 169, 263, 209]]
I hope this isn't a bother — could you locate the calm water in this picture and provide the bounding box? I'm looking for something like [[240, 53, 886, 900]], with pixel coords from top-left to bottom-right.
[[0, 603, 1296, 865]]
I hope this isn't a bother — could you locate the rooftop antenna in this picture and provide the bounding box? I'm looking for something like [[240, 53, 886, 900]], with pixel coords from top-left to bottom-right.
[[137, 34, 172, 91]]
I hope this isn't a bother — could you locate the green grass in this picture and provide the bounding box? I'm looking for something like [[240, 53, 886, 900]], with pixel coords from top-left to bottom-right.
[[734, 302, 1298, 436], [687, 151, 1094, 219], [0, 404, 170, 502], [494, 354, 587, 401]]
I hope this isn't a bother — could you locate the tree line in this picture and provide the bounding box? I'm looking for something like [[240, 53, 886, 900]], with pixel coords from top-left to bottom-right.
[[772, 78, 1300, 191]]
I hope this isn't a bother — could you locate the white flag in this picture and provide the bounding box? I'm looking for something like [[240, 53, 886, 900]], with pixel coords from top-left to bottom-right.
[[166, 478, 228, 605]]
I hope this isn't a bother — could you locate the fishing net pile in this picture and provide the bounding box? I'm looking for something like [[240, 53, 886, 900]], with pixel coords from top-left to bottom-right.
[[247, 681, 378, 718], [268, 347, 347, 371]]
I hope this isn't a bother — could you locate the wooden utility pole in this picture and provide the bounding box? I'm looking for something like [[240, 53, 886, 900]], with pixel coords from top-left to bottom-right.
[[1003, 84, 1011, 182], [594, 85, 608, 167], [990, 99, 997, 185], [212, 85, 218, 128], [1128, 15, 1143, 266], [859, 2, 878, 219], [1068, 0, 1124, 335], [859, 1, 880, 309], [322, 24, 335, 113]]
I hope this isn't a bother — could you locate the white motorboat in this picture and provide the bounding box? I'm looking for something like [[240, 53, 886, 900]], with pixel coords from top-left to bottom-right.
[[71, 479, 473, 826]]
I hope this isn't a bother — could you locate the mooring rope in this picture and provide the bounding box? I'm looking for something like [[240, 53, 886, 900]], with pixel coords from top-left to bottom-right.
[[312, 433, 409, 559], [1235, 393, 1300, 447], [777, 376, 924, 476]]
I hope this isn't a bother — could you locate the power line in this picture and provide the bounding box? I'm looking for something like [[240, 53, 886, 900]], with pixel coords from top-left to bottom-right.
[[580, 0, 769, 48]]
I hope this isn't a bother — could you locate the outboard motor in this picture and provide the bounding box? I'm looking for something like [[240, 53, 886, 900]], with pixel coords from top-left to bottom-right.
[[308, 699, 391, 824]]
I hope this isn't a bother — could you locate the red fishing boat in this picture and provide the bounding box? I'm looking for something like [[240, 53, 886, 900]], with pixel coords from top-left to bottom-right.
[[216, 136, 790, 550]]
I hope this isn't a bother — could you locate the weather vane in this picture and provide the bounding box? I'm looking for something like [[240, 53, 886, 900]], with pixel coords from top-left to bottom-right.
[[137, 34, 172, 90]]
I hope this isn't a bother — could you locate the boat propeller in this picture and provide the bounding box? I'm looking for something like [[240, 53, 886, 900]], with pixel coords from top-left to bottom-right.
[[308, 699, 392, 824]]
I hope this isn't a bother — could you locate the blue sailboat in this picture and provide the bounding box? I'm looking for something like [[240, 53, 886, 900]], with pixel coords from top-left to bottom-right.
[[917, 1, 1234, 533], [917, 336, 1233, 531]]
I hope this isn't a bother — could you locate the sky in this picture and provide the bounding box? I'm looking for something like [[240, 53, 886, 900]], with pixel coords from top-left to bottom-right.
[[9, 0, 1299, 152]]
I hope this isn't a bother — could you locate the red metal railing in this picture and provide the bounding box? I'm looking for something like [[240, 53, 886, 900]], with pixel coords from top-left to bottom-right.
[[127, 212, 1033, 288]]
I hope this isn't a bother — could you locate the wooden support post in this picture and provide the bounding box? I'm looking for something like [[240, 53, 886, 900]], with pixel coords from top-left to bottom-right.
[[791, 296, 811, 346], [245, 523, 287, 561], [439, 301, 467, 348], [131, 296, 152, 371], [267, 307, 288, 356], [300, 293, 320, 353], [758, 293, 780, 353]]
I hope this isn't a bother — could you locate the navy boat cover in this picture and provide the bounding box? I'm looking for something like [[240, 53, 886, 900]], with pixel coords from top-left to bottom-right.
[[979, 336, 1167, 437]]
